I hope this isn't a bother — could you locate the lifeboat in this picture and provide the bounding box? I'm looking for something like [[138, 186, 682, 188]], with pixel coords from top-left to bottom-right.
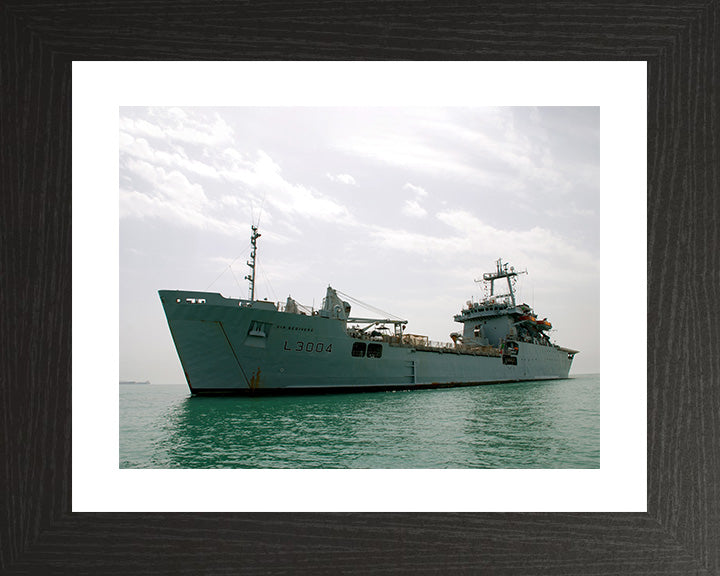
[[536, 318, 552, 330], [517, 314, 536, 323]]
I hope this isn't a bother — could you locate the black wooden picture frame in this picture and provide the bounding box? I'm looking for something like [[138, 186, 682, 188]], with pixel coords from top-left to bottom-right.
[[2, 2, 718, 574]]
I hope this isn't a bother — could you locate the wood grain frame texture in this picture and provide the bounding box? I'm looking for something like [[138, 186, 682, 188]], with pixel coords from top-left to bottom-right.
[[1, 1, 718, 574]]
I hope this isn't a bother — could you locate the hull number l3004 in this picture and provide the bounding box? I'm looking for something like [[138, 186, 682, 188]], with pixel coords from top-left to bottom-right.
[[283, 340, 333, 353]]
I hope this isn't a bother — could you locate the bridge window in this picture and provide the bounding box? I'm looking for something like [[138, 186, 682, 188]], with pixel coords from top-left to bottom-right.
[[367, 343, 383, 358], [352, 342, 366, 357]]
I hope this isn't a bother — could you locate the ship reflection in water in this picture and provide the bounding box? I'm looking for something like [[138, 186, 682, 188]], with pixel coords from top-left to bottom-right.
[[134, 375, 599, 469]]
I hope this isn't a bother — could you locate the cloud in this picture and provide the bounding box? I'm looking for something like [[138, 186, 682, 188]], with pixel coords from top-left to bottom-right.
[[120, 108, 235, 148], [221, 151, 354, 224], [436, 210, 598, 282], [121, 143, 353, 232], [120, 133, 222, 181], [119, 157, 247, 234], [368, 225, 466, 258], [122, 158, 208, 208], [398, 182, 429, 218], [326, 173, 358, 186], [366, 208, 597, 284], [119, 108, 251, 235], [342, 132, 478, 182], [404, 182, 427, 197], [402, 199, 428, 218], [120, 108, 357, 233], [336, 108, 580, 203]]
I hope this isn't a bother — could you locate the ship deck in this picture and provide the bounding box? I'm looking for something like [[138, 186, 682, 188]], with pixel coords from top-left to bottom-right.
[[381, 338, 502, 357]]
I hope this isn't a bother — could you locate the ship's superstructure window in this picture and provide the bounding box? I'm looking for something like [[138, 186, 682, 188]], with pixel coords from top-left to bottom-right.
[[367, 343, 383, 358], [352, 342, 366, 357]]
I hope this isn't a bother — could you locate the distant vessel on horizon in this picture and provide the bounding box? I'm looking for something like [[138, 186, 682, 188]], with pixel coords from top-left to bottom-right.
[[120, 380, 150, 385], [159, 226, 578, 395]]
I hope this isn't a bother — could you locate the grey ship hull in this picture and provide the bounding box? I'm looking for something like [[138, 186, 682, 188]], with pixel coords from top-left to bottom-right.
[[160, 290, 574, 395]]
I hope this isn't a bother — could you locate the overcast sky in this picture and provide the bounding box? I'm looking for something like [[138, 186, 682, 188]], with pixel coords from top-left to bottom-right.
[[120, 106, 599, 383]]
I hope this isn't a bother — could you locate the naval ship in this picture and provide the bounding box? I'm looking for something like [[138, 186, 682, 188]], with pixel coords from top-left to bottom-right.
[[159, 227, 578, 395]]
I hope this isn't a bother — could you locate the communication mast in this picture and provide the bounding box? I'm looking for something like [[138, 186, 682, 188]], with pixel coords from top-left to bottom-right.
[[244, 225, 261, 301], [476, 258, 526, 306]]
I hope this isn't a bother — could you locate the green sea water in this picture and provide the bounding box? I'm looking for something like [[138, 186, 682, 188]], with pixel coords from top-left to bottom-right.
[[120, 374, 599, 468]]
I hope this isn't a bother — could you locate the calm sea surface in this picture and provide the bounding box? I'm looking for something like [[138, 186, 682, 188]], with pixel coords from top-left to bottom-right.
[[120, 374, 599, 469]]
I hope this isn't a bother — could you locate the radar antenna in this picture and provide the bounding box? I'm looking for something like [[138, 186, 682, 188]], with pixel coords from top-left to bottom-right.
[[244, 225, 261, 301]]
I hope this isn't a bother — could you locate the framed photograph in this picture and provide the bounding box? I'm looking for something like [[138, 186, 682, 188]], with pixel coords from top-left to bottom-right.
[[83, 63, 627, 514], [2, 3, 717, 574]]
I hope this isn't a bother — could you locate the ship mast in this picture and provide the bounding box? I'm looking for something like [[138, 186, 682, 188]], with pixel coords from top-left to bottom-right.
[[479, 258, 525, 306], [244, 225, 261, 301]]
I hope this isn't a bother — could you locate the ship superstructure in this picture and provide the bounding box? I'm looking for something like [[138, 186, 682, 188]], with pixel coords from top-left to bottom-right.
[[451, 259, 560, 361], [159, 228, 577, 395]]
